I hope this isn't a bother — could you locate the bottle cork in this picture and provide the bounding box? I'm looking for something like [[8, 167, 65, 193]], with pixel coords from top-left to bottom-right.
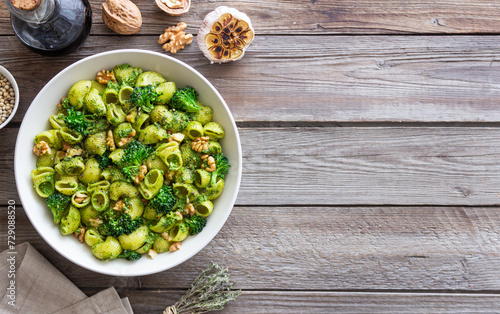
[[10, 0, 40, 11]]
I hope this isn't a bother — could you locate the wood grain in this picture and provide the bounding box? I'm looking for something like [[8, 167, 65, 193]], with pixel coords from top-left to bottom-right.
[[3, 205, 500, 291], [238, 127, 500, 206], [3, 0, 500, 310], [112, 290, 500, 313], [4, 36, 500, 123], [4, 0, 500, 35], [4, 127, 500, 206]]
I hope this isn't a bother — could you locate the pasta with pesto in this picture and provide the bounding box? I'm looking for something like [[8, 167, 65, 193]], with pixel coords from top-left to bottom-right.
[[31, 64, 230, 262]]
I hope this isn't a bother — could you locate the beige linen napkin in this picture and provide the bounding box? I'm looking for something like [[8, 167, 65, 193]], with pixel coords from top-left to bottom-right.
[[0, 242, 133, 314]]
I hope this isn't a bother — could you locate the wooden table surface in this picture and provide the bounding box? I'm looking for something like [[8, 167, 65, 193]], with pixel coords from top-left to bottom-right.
[[3, 0, 500, 312]]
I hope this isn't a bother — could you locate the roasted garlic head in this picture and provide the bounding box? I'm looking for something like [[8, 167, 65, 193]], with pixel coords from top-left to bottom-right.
[[197, 6, 255, 64]]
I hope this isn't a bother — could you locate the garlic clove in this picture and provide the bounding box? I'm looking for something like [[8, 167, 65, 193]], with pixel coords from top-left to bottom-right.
[[205, 33, 222, 47], [197, 6, 255, 64], [221, 37, 234, 49], [222, 19, 237, 34], [218, 13, 234, 26], [234, 37, 246, 49], [211, 22, 223, 34], [239, 29, 254, 45], [229, 47, 244, 59], [208, 46, 224, 60], [155, 0, 190, 16], [234, 20, 249, 34], [222, 49, 231, 59]]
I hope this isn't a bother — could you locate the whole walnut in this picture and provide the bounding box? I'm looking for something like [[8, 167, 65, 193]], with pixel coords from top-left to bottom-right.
[[102, 0, 142, 35]]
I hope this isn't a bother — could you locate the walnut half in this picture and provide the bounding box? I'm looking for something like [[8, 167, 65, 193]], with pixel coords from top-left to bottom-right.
[[113, 199, 125, 211], [205, 156, 216, 172], [134, 165, 148, 184], [74, 192, 89, 204], [33, 141, 51, 157], [89, 218, 103, 228], [73, 228, 85, 243], [118, 129, 136, 147], [169, 242, 182, 252], [158, 22, 193, 53], [96, 69, 116, 84], [106, 130, 116, 151], [191, 136, 209, 153]]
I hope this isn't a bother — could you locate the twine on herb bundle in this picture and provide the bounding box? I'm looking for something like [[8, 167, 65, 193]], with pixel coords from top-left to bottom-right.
[[163, 262, 241, 314]]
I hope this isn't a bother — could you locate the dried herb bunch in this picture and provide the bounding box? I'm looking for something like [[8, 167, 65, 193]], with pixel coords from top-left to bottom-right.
[[164, 263, 241, 314]]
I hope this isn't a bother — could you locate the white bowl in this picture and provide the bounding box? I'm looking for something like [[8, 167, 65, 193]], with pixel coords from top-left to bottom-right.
[[0, 65, 20, 129], [14, 49, 242, 276]]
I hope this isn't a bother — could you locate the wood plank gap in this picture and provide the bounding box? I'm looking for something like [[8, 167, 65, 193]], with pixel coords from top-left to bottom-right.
[[8, 33, 500, 38], [87, 33, 500, 37], [7, 32, 500, 38], [236, 121, 500, 128], [108, 287, 500, 294], [236, 290, 500, 294], [234, 204, 500, 209], [5, 204, 500, 209]]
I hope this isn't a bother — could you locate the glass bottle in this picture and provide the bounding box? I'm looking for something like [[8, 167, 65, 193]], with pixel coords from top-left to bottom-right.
[[5, 0, 92, 56]]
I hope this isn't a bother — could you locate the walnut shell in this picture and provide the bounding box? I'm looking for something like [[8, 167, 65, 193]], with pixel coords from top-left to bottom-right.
[[102, 0, 142, 35], [155, 0, 190, 16]]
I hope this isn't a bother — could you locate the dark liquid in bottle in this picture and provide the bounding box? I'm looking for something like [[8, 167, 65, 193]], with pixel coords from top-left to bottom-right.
[[10, 0, 92, 56]]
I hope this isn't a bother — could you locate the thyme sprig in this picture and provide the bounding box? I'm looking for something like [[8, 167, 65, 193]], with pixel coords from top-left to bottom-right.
[[164, 262, 241, 314]]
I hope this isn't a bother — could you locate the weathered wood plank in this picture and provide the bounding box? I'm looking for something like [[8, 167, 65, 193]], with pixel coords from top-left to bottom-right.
[[3, 205, 500, 291], [239, 127, 500, 206], [0, 128, 20, 205], [101, 290, 500, 313], [4, 127, 500, 206], [3, 36, 500, 123], [4, 0, 500, 35]]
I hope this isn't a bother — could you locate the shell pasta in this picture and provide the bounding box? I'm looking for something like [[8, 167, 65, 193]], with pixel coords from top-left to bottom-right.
[[31, 64, 230, 261]]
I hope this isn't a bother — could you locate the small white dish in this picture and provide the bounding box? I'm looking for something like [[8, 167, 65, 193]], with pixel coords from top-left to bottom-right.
[[14, 49, 242, 276], [0, 65, 20, 129]]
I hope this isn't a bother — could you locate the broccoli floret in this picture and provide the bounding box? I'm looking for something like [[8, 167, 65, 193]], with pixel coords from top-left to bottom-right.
[[130, 85, 160, 113], [104, 213, 143, 238], [118, 128, 132, 138], [158, 210, 183, 230], [149, 185, 177, 215], [210, 153, 230, 186], [184, 214, 207, 235], [100, 206, 120, 223], [113, 64, 143, 86], [172, 196, 188, 214], [64, 107, 93, 136], [61, 97, 71, 109], [121, 165, 141, 182], [170, 87, 200, 113], [121, 140, 155, 167], [118, 249, 142, 261], [95, 151, 112, 170], [106, 80, 120, 91], [46, 192, 71, 224]]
